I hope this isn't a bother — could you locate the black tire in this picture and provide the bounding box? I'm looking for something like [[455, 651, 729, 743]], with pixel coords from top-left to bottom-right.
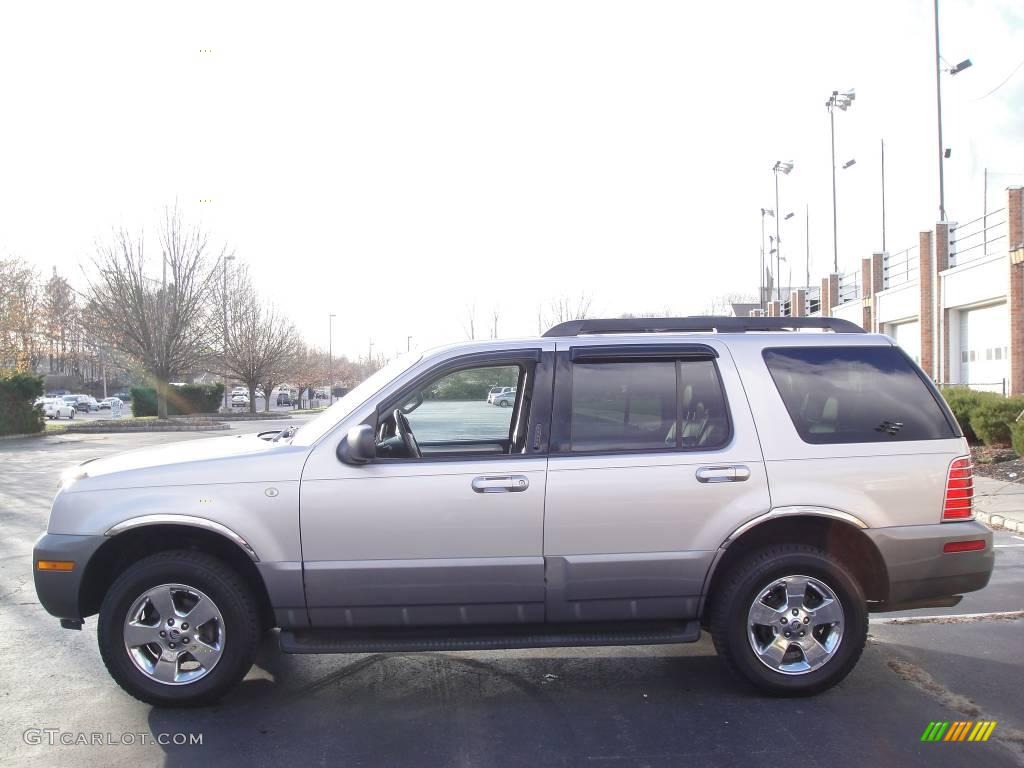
[[710, 544, 867, 696], [98, 550, 260, 707]]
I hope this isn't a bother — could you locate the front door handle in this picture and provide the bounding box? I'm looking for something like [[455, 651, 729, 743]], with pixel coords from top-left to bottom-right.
[[472, 474, 530, 493], [695, 465, 751, 483]]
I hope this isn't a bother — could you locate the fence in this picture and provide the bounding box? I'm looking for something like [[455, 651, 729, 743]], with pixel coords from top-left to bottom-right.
[[806, 286, 821, 315], [837, 270, 860, 304], [882, 245, 919, 289], [950, 209, 1007, 268]]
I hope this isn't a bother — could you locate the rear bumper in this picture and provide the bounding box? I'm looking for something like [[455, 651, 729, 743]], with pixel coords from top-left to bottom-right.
[[865, 520, 994, 611], [33, 532, 106, 621]]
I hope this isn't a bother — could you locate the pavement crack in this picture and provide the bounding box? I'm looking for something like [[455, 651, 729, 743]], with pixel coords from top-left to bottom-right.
[[880, 610, 1024, 626], [886, 657, 1024, 760]]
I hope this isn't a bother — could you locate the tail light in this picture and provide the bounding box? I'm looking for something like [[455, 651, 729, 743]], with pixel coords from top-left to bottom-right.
[[942, 457, 974, 520]]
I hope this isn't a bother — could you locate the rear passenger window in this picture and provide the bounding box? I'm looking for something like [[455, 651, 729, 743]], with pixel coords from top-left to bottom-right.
[[569, 359, 729, 452], [762, 346, 956, 444]]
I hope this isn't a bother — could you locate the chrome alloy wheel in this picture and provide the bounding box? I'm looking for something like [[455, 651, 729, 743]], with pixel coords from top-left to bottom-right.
[[747, 574, 844, 675], [123, 583, 225, 685]]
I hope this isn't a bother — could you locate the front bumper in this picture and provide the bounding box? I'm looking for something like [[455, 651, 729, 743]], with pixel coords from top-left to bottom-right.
[[865, 520, 994, 611], [33, 532, 107, 621]]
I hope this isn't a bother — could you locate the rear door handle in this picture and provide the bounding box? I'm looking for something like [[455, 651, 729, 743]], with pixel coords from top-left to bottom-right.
[[472, 474, 530, 493], [695, 465, 751, 483]]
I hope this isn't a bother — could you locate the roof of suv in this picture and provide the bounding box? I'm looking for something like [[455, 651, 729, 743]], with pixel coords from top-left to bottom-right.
[[415, 317, 895, 363]]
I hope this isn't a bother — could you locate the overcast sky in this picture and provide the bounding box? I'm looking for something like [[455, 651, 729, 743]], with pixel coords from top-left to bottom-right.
[[1, 1, 1022, 359]]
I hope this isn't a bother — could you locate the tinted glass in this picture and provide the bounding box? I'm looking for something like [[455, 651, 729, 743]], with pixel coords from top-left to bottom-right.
[[763, 346, 956, 444], [569, 359, 729, 452]]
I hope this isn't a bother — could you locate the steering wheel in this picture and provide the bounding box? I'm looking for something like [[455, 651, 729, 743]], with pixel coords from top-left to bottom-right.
[[393, 409, 422, 459]]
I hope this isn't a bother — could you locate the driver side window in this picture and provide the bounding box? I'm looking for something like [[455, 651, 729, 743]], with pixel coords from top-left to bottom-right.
[[376, 364, 525, 459]]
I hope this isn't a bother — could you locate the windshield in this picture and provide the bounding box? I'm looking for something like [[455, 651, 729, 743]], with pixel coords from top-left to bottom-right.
[[290, 352, 422, 447]]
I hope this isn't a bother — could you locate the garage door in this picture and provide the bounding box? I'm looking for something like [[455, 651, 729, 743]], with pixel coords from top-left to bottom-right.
[[888, 320, 920, 364], [960, 303, 1008, 392]]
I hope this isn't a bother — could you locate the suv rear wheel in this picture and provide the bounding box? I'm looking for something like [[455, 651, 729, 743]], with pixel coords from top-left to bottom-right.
[[97, 550, 259, 707], [710, 544, 867, 696]]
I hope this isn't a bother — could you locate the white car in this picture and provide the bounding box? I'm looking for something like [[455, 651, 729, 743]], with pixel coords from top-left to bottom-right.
[[486, 386, 515, 405], [99, 397, 124, 414], [38, 397, 76, 420], [231, 393, 250, 407]]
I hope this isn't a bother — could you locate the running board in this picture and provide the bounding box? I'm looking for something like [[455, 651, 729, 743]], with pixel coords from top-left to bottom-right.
[[280, 620, 701, 654]]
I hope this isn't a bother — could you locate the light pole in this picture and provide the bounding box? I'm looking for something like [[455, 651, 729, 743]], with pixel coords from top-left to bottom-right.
[[772, 161, 794, 301], [221, 253, 235, 412], [933, 0, 972, 221], [328, 313, 336, 405], [406, 335, 412, 352], [826, 89, 855, 273], [760, 208, 775, 308]]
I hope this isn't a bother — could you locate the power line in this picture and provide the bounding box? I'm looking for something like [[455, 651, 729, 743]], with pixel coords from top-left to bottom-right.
[[975, 55, 1024, 101]]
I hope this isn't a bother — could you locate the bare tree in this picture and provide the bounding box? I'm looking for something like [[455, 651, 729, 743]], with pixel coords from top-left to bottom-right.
[[0, 257, 43, 371], [42, 268, 77, 374], [85, 208, 221, 417], [545, 293, 593, 328], [460, 304, 477, 340], [219, 264, 299, 414], [490, 307, 500, 339]]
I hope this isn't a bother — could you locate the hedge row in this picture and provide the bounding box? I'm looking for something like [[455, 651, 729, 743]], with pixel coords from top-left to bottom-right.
[[130, 384, 225, 417], [0, 372, 45, 436], [942, 387, 1024, 447]]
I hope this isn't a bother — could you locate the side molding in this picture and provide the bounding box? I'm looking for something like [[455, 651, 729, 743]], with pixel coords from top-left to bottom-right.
[[104, 514, 260, 562], [724, 505, 868, 545]]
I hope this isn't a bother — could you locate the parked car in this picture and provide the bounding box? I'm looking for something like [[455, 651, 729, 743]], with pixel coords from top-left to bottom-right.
[[63, 394, 91, 413], [276, 392, 291, 406], [113, 391, 132, 402], [493, 390, 516, 407], [33, 316, 993, 706], [486, 386, 515, 404], [99, 397, 124, 414], [231, 393, 250, 407], [37, 397, 76, 420]]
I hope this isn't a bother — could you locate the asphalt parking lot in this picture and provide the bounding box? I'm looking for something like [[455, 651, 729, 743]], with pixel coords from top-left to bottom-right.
[[1, 424, 1022, 767]]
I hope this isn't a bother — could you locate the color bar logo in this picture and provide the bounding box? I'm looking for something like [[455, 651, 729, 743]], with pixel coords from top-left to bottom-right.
[[921, 721, 997, 742]]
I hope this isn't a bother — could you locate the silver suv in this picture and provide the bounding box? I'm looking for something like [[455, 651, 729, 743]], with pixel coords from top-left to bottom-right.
[[33, 317, 993, 706]]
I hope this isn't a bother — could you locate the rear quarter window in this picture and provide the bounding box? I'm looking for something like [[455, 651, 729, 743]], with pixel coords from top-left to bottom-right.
[[762, 345, 957, 444]]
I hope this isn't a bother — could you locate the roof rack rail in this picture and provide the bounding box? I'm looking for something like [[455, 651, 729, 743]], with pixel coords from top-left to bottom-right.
[[542, 316, 867, 337]]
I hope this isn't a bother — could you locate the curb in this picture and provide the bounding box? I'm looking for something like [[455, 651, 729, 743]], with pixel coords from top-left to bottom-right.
[[975, 509, 1024, 534], [58, 423, 231, 434]]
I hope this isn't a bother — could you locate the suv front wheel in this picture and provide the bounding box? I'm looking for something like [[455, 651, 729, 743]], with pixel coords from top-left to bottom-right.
[[710, 544, 867, 696], [97, 550, 260, 707]]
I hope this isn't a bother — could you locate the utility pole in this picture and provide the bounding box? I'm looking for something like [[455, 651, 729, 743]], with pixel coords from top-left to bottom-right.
[[983, 167, 988, 255], [221, 254, 234, 411], [934, 0, 946, 222], [368, 339, 374, 364], [805, 204, 810, 290], [328, 313, 336, 405], [881, 139, 887, 252], [407, 335, 412, 352]]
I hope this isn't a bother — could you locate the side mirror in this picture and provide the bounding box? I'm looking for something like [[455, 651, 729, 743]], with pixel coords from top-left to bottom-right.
[[337, 424, 376, 465]]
